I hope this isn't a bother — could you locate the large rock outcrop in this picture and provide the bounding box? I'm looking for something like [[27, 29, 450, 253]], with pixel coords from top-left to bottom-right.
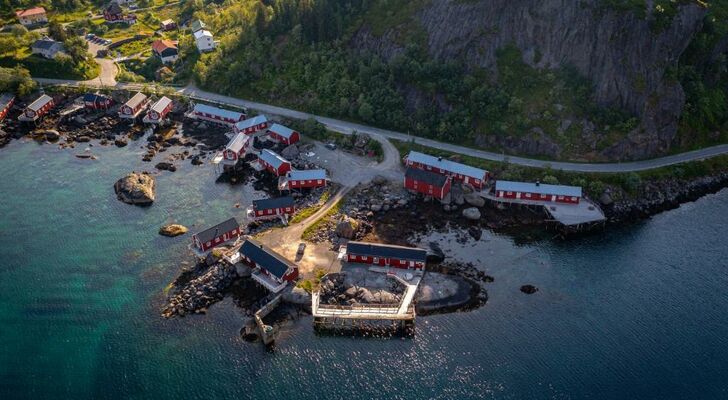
[[114, 172, 156, 206], [352, 0, 708, 160]]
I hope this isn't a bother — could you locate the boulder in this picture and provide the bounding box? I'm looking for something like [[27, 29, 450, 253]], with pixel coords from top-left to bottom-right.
[[159, 224, 188, 237], [462, 207, 481, 220], [372, 175, 387, 185], [114, 172, 156, 206], [464, 193, 485, 207], [114, 138, 128, 147], [426, 242, 445, 263], [76, 136, 91, 143], [281, 144, 300, 159], [370, 203, 382, 212], [600, 191, 614, 206], [155, 162, 177, 172], [520, 284, 539, 294], [335, 216, 359, 239], [468, 226, 482, 240], [44, 130, 60, 142]]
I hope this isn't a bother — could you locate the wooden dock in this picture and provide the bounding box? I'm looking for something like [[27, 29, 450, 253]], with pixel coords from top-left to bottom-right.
[[479, 191, 606, 228]]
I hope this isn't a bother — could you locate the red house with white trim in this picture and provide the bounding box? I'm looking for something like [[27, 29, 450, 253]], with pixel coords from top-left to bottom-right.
[[404, 151, 488, 190], [267, 123, 300, 145], [495, 180, 582, 204], [233, 115, 268, 135], [191, 217, 242, 253], [221, 133, 252, 165], [18, 94, 54, 122], [404, 167, 452, 200], [346, 241, 427, 270], [240, 238, 299, 293], [118, 92, 149, 119], [286, 169, 328, 189], [258, 149, 291, 176], [0, 94, 15, 122], [251, 196, 295, 218], [143, 96, 173, 124], [83, 93, 113, 110], [189, 103, 245, 125]]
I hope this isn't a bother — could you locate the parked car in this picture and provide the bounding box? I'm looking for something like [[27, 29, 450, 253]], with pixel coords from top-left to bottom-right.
[[297, 243, 306, 256], [85, 33, 95, 39], [325, 143, 337, 150]]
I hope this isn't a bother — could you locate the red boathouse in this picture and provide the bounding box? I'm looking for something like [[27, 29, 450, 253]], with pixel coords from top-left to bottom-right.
[[240, 238, 299, 293], [191, 217, 242, 253], [404, 151, 488, 190], [143, 96, 173, 124], [267, 123, 300, 145], [404, 167, 452, 200], [222, 133, 252, 164], [258, 149, 291, 176], [189, 103, 245, 125], [0, 94, 15, 122], [346, 241, 427, 270], [18, 94, 54, 122], [286, 169, 328, 189], [83, 93, 113, 110], [251, 196, 295, 218], [495, 180, 582, 204], [118, 92, 149, 119], [233, 114, 268, 135]]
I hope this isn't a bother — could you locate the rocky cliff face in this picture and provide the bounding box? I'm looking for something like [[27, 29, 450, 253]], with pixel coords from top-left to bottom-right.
[[352, 0, 708, 160]]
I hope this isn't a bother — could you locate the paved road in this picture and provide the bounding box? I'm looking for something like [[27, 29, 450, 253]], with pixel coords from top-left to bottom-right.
[[34, 78, 728, 173]]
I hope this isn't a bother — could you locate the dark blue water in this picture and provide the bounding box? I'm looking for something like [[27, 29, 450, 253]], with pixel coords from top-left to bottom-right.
[[1, 139, 727, 399]]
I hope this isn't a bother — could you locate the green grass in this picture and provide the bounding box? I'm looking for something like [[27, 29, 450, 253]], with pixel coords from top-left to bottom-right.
[[290, 189, 331, 224], [0, 52, 99, 80], [302, 199, 342, 241]]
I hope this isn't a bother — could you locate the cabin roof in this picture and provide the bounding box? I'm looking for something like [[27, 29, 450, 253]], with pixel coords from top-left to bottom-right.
[[240, 238, 295, 279], [31, 38, 61, 50], [150, 96, 172, 113], [105, 2, 123, 14], [268, 123, 297, 139], [495, 180, 582, 198], [190, 19, 206, 32], [193, 103, 242, 120], [0, 93, 14, 109], [26, 94, 52, 111], [258, 149, 288, 169], [405, 167, 449, 187], [225, 133, 250, 153], [347, 241, 427, 263], [124, 92, 147, 108], [193, 29, 213, 40], [160, 19, 175, 25], [16, 7, 46, 17], [406, 151, 487, 181], [194, 217, 239, 244], [151, 39, 177, 54], [252, 196, 294, 211], [83, 93, 110, 103], [234, 114, 268, 131], [287, 169, 327, 181]]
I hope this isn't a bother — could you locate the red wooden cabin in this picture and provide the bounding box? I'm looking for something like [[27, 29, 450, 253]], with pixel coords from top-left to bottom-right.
[[19, 94, 54, 122], [495, 180, 582, 204], [267, 123, 300, 145], [233, 114, 268, 135], [143, 96, 173, 124], [222, 133, 251, 164], [83, 93, 113, 110], [346, 241, 427, 270], [404, 151, 488, 190], [286, 169, 328, 189], [258, 149, 291, 176], [240, 238, 299, 293], [0, 94, 15, 122], [404, 167, 452, 200], [190, 103, 245, 125], [252, 196, 295, 218], [191, 217, 242, 253], [118, 92, 149, 119]]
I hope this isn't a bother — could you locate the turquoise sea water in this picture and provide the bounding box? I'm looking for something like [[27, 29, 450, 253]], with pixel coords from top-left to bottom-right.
[[1, 139, 728, 399]]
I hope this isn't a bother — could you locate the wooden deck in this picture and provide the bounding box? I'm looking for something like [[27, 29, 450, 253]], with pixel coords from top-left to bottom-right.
[[479, 191, 605, 226]]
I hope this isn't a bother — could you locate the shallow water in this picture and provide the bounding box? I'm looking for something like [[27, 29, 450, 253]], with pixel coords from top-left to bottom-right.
[[1, 139, 727, 399]]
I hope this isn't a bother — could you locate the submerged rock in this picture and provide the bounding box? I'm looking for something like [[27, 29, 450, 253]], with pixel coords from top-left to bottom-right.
[[520, 284, 539, 294], [155, 162, 177, 172], [159, 224, 188, 237], [114, 172, 155, 206], [114, 138, 128, 147]]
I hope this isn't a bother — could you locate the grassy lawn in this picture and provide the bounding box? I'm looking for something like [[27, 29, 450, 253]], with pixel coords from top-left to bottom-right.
[[114, 39, 152, 57], [301, 199, 342, 241], [290, 189, 332, 224], [0, 48, 99, 80], [118, 56, 161, 81]]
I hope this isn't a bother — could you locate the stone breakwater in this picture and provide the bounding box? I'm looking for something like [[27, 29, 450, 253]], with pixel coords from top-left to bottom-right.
[[162, 261, 237, 318]]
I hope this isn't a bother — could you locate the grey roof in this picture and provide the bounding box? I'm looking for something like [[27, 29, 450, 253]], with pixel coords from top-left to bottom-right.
[[268, 123, 297, 139], [405, 167, 449, 187], [194, 217, 239, 244], [234, 114, 267, 130], [287, 169, 327, 181], [406, 151, 487, 180], [124, 92, 147, 109], [150, 96, 172, 113], [252, 196, 294, 211], [190, 20, 206, 32], [193, 103, 243, 121], [347, 241, 427, 263], [225, 133, 250, 153], [105, 2, 123, 14], [32, 39, 61, 51], [26, 94, 52, 112], [495, 180, 582, 198], [240, 238, 295, 279], [193, 29, 213, 40], [259, 149, 288, 169], [0, 93, 14, 109]]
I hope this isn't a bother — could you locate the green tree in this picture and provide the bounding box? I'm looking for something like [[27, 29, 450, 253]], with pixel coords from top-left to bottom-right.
[[358, 101, 373, 121], [0, 66, 37, 96], [63, 36, 89, 65], [542, 175, 559, 185], [48, 20, 67, 42]]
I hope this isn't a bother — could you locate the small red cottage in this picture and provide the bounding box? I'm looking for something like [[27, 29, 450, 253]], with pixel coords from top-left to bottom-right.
[[18, 94, 54, 122], [160, 19, 176, 31], [190, 103, 245, 125], [240, 238, 299, 293], [258, 149, 291, 176], [286, 169, 328, 189], [346, 241, 427, 270], [118, 92, 149, 119], [251, 196, 295, 218], [404, 167, 452, 200], [103, 2, 136, 24], [191, 217, 242, 254], [0, 94, 15, 122], [495, 180, 582, 204], [222, 133, 252, 164], [143, 96, 173, 124], [233, 114, 268, 135], [83, 93, 113, 110], [267, 123, 300, 145], [404, 151, 488, 190]]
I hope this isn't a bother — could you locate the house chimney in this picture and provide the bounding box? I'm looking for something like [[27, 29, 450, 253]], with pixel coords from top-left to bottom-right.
[[536, 180, 540, 186], [437, 156, 443, 162], [214, 228, 219, 237]]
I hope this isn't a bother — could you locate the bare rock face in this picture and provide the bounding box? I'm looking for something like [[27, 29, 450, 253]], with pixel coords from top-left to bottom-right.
[[114, 172, 155, 206], [159, 224, 188, 237], [335, 216, 359, 239], [281, 144, 300, 159]]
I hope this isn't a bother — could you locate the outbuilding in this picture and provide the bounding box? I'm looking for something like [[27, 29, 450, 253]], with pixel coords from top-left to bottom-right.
[[240, 238, 299, 293], [404, 151, 488, 190], [16, 7, 47, 27], [346, 241, 427, 270], [191, 217, 242, 253], [18, 94, 54, 122], [0, 94, 15, 122], [160, 19, 176, 31], [83, 93, 113, 110], [233, 114, 268, 135], [404, 167, 452, 200], [267, 123, 300, 145], [258, 149, 291, 176], [495, 180, 582, 204], [118, 92, 149, 119], [222, 133, 252, 164], [143, 96, 173, 124], [189, 103, 245, 125], [251, 196, 295, 218], [285, 169, 328, 189]]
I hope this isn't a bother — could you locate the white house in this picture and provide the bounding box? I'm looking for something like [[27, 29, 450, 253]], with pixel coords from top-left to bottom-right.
[[193, 29, 215, 52], [15, 7, 48, 27], [31, 38, 64, 59]]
